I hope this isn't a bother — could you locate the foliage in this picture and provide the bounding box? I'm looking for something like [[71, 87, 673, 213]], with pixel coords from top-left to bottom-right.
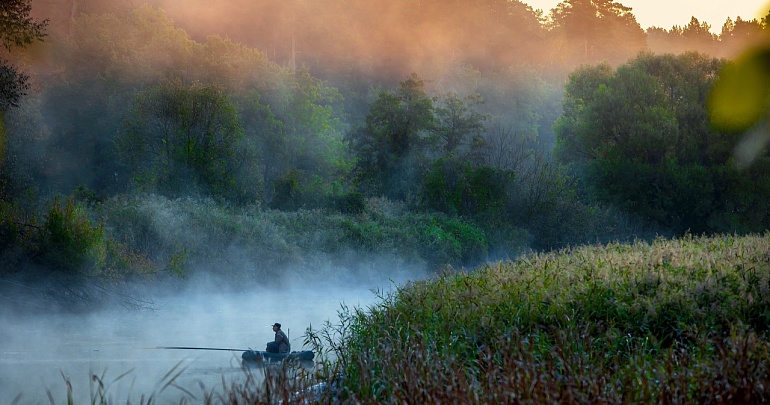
[[347, 73, 435, 199], [116, 80, 249, 201], [547, 0, 646, 65], [36, 195, 106, 273], [420, 158, 511, 219], [40, 76, 134, 194], [0, 63, 30, 111], [647, 17, 723, 57], [430, 93, 488, 155], [0, 0, 48, 51], [334, 232, 770, 403], [39, 5, 277, 196], [96, 194, 498, 281], [0, 0, 47, 170], [555, 52, 770, 234], [46, 7, 348, 206], [0, 192, 160, 278], [331, 190, 366, 215], [269, 170, 302, 211], [254, 68, 349, 206], [0, 199, 23, 266]]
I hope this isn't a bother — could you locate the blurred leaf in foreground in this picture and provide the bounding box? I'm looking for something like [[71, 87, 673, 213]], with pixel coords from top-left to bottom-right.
[[709, 27, 770, 167], [710, 46, 770, 133]]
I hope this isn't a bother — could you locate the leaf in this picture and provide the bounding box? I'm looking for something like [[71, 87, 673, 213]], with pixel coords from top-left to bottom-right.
[[709, 46, 770, 133]]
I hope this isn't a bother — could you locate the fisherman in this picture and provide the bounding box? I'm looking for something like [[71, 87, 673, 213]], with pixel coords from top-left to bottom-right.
[[266, 322, 290, 354]]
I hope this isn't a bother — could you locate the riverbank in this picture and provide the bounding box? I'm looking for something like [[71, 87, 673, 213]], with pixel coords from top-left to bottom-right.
[[330, 232, 770, 403]]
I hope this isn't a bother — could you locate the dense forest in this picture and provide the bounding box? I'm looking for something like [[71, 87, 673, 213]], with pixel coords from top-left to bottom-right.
[[1, 0, 769, 309]]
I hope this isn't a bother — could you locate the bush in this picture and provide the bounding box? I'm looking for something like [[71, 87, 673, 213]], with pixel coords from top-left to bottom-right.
[[37, 196, 106, 273], [443, 219, 488, 265], [421, 158, 510, 218], [332, 191, 366, 214], [0, 199, 26, 269], [270, 170, 302, 210], [0, 199, 21, 252]]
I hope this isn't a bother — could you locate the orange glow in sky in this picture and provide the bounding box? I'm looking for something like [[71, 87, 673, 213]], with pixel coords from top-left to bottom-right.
[[526, 0, 768, 33]]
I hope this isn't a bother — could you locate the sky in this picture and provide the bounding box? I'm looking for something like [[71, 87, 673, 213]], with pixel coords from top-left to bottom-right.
[[525, 0, 769, 33]]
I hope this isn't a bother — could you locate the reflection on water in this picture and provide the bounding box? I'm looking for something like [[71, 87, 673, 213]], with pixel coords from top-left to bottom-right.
[[0, 282, 393, 403]]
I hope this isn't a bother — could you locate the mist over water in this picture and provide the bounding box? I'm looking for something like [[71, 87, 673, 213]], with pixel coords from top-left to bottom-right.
[[1, 268, 420, 403]]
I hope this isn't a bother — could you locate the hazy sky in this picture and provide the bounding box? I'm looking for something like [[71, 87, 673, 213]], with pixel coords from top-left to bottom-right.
[[526, 0, 768, 33]]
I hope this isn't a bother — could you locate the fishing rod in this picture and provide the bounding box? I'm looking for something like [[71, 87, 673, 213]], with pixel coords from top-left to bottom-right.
[[148, 346, 251, 351]]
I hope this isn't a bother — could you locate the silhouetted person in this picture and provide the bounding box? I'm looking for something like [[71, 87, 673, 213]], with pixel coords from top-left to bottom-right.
[[266, 322, 290, 353]]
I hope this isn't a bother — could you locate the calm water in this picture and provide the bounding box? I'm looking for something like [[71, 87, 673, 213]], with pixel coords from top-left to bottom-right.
[[0, 280, 396, 404]]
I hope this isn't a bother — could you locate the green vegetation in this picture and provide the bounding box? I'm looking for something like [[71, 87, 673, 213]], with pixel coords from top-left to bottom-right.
[[2, 1, 770, 402], [41, 232, 770, 403], [2, 1, 769, 303], [309, 232, 770, 403], [116, 80, 248, 201], [555, 52, 770, 235], [96, 193, 493, 280]]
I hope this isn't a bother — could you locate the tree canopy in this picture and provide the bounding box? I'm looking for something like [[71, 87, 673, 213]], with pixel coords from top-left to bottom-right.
[[556, 53, 770, 234], [116, 80, 248, 200]]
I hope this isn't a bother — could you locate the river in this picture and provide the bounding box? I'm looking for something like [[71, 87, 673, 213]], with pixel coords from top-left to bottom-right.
[[0, 275, 409, 404]]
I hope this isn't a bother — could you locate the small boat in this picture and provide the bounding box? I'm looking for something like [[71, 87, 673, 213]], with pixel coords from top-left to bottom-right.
[[150, 346, 315, 369], [241, 349, 315, 368]]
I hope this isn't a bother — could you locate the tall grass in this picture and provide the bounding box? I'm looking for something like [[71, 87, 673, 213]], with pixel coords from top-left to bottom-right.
[[36, 361, 333, 405], [332, 232, 770, 403]]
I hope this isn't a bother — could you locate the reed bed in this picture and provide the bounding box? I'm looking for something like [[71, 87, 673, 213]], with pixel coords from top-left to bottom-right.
[[335, 232, 770, 403]]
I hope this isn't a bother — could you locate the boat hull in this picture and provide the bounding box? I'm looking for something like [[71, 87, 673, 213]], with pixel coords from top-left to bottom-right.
[[241, 350, 314, 368]]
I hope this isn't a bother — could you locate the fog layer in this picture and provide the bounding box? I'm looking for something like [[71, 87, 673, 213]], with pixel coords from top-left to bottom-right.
[[1, 270, 417, 403]]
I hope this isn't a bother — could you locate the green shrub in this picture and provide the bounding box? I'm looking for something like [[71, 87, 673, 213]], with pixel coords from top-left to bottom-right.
[[0, 199, 21, 252], [0, 199, 27, 269], [37, 195, 106, 273], [332, 191, 366, 214], [443, 219, 488, 265], [419, 223, 462, 267], [421, 158, 510, 219], [270, 170, 302, 210]]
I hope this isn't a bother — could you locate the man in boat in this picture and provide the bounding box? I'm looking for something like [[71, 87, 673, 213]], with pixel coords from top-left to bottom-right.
[[266, 322, 290, 353]]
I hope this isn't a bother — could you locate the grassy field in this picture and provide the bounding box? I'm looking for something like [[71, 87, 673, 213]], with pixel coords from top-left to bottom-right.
[[49, 232, 770, 403]]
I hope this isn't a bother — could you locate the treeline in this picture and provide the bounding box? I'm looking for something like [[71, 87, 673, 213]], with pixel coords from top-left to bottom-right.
[[34, 0, 770, 81], [0, 1, 768, 292], [556, 53, 770, 234]]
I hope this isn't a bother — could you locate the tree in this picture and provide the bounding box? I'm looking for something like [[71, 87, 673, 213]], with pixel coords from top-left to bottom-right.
[[0, 0, 47, 200], [719, 17, 765, 58], [235, 67, 348, 209], [553, 62, 614, 164], [421, 158, 511, 219], [41, 6, 280, 195], [116, 80, 249, 201], [556, 53, 770, 234], [675, 17, 717, 55], [430, 93, 488, 156], [347, 73, 435, 199], [548, 0, 646, 66], [1, 0, 47, 52]]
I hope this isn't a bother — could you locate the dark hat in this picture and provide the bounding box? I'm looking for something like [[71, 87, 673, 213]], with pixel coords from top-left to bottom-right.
[[272, 323, 281, 328]]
